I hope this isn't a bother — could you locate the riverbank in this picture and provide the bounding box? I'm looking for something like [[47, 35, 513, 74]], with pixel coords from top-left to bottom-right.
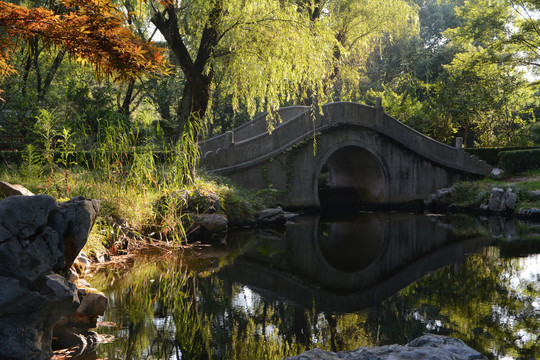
[[0, 165, 296, 264], [3, 166, 540, 263], [425, 168, 540, 217]]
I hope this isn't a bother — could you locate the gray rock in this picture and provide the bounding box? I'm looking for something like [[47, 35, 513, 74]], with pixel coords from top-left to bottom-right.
[[286, 335, 487, 360], [257, 207, 287, 227], [487, 188, 516, 215], [0, 276, 80, 360], [501, 189, 517, 212], [488, 187, 504, 212], [517, 207, 540, 219], [76, 292, 108, 318], [0, 180, 34, 197], [65, 292, 108, 330], [0, 277, 45, 316], [194, 213, 229, 233], [0, 194, 56, 242], [425, 187, 454, 209], [0, 194, 100, 360], [479, 204, 489, 215], [490, 167, 502, 179], [436, 187, 454, 200], [424, 193, 438, 207], [0, 195, 100, 280], [407, 335, 486, 359], [45, 274, 79, 302], [51, 196, 101, 271]]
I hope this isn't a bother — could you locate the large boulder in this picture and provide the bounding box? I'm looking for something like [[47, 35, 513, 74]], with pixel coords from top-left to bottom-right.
[[487, 188, 517, 215], [286, 334, 487, 360], [0, 194, 100, 360]]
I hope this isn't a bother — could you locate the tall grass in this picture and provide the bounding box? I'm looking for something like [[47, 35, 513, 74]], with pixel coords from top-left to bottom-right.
[[1, 110, 263, 253]]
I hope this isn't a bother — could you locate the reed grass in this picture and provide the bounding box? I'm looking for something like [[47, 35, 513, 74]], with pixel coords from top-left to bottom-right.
[[0, 111, 265, 257]]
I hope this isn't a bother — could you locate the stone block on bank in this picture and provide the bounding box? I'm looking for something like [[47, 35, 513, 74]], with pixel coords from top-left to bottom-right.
[[517, 207, 540, 219], [0, 180, 34, 197], [194, 213, 229, 233], [487, 188, 516, 215], [424, 187, 454, 209], [68, 292, 108, 330], [488, 187, 504, 212], [257, 207, 287, 227]]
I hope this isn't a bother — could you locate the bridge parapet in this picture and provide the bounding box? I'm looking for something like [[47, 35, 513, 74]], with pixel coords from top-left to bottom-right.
[[199, 106, 309, 155], [200, 102, 491, 176]]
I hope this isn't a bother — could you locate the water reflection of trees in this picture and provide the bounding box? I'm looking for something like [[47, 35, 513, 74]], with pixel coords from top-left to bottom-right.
[[93, 244, 539, 359], [197, 246, 539, 359]]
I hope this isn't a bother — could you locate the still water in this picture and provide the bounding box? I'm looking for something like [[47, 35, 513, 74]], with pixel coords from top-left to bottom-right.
[[89, 212, 540, 360]]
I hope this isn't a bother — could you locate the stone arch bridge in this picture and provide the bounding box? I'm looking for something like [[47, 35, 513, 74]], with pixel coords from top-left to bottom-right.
[[199, 101, 491, 209]]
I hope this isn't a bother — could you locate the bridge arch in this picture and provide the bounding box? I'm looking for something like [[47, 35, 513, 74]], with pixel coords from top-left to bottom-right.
[[314, 141, 388, 208], [199, 101, 492, 209]]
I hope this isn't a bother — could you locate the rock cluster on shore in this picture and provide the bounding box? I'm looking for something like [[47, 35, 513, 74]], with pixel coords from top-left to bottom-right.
[[425, 186, 518, 216], [0, 191, 102, 360]]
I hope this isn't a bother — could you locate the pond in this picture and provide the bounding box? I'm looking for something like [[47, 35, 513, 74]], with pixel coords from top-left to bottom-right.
[[87, 212, 540, 360]]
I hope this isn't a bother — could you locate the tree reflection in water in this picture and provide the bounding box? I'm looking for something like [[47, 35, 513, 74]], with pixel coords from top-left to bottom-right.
[[90, 213, 540, 360]]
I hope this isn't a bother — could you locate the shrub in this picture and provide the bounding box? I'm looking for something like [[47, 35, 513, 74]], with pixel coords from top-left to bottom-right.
[[499, 149, 540, 174], [466, 146, 540, 166]]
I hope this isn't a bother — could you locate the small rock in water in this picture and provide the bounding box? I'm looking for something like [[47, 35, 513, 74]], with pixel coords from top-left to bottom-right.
[[195, 213, 228, 233], [257, 207, 287, 227]]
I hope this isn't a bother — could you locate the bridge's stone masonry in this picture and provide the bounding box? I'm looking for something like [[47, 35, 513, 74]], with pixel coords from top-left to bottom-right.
[[200, 102, 491, 209]]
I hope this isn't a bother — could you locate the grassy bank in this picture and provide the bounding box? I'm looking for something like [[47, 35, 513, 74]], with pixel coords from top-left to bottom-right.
[[445, 168, 540, 209], [4, 156, 540, 260], [0, 164, 265, 258]]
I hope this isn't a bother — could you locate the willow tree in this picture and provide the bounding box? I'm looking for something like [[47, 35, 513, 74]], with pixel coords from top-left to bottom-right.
[[436, 0, 539, 147], [150, 0, 419, 137], [150, 0, 330, 140], [308, 0, 419, 101]]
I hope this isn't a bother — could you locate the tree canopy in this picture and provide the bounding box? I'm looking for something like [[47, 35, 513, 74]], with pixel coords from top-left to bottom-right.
[[1, 0, 540, 182], [148, 0, 418, 138], [0, 0, 166, 84]]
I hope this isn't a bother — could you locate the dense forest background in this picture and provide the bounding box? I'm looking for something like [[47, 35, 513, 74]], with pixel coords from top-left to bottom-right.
[[1, 0, 540, 169]]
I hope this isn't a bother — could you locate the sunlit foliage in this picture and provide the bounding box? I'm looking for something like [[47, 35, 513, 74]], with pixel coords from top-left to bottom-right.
[[0, 0, 166, 82]]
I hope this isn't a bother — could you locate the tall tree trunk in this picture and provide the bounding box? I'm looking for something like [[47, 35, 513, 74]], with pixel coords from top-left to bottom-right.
[[32, 42, 42, 96], [152, 1, 221, 142], [21, 52, 32, 98], [151, 1, 222, 182], [120, 78, 136, 116], [39, 48, 65, 99], [177, 73, 212, 139]]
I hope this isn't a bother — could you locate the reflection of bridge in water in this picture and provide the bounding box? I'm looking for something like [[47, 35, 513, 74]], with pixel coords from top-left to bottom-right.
[[218, 213, 491, 313], [200, 102, 491, 208]]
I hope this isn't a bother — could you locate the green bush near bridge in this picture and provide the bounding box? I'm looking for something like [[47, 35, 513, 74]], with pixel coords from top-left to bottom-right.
[[499, 149, 540, 174], [466, 147, 540, 166]]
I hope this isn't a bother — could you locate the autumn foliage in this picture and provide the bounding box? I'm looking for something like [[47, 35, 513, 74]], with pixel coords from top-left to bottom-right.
[[0, 0, 167, 81]]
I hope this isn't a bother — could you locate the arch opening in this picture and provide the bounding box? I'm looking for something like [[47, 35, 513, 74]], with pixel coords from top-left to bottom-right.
[[318, 214, 385, 273], [318, 146, 385, 209]]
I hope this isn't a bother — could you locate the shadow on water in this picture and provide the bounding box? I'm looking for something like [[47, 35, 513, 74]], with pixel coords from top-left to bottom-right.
[[89, 212, 540, 360]]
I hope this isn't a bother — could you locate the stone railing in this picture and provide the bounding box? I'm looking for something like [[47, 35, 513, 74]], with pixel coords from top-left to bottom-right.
[[200, 102, 491, 176]]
